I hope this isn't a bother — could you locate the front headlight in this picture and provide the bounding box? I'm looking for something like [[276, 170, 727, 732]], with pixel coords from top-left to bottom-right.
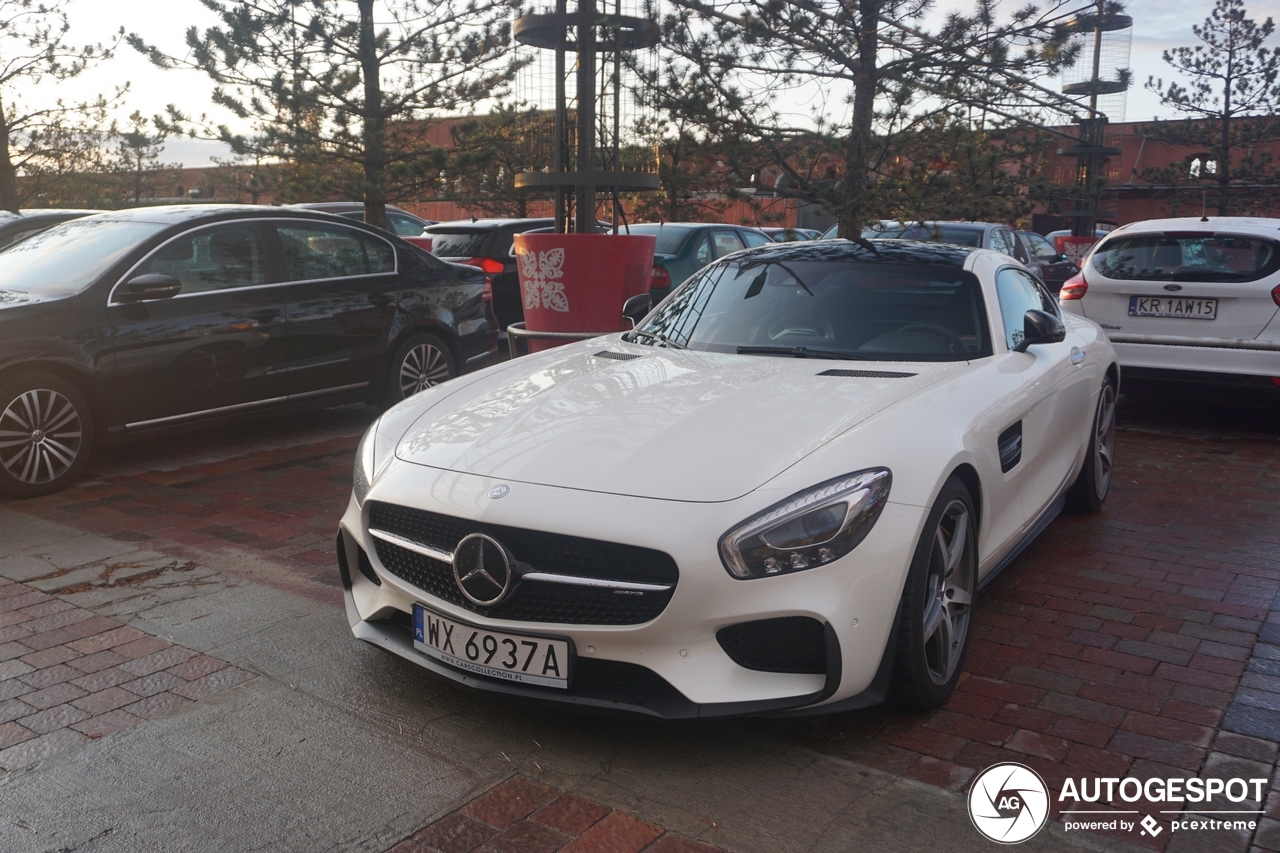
[[352, 420, 380, 505], [719, 469, 891, 579]]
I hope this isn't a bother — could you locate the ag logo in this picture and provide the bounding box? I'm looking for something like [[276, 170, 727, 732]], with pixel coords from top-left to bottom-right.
[[968, 763, 1050, 844]]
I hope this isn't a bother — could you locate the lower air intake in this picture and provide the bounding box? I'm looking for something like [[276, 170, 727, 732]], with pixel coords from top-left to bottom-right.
[[716, 616, 827, 674]]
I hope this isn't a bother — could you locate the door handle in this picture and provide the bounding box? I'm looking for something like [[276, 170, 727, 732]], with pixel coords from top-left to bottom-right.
[[368, 293, 393, 308], [1070, 346, 1086, 366], [247, 309, 281, 325]]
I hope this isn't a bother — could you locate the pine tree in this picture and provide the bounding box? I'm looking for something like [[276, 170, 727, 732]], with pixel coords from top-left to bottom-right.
[[1142, 0, 1280, 216], [130, 0, 522, 228]]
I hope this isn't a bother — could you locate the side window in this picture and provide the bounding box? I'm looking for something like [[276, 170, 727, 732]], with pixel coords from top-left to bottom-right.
[[1025, 232, 1056, 261], [276, 222, 391, 281], [711, 230, 745, 258], [339, 211, 364, 221], [133, 223, 268, 295], [694, 234, 713, 266], [740, 229, 770, 248], [989, 229, 1014, 256], [388, 214, 424, 237], [1011, 233, 1031, 263], [996, 268, 1058, 350]]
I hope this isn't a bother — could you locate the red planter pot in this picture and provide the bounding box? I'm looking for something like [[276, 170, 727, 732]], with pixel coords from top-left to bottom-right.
[[513, 233, 657, 352]]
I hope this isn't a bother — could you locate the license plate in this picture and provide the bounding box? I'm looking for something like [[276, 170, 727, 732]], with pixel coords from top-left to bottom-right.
[[412, 604, 571, 689], [1128, 295, 1218, 320]]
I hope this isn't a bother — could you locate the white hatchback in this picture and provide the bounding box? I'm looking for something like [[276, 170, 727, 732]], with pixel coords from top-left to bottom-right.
[[1059, 217, 1280, 390]]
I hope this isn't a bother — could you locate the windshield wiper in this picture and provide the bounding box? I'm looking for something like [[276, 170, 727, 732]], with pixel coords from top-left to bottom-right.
[[624, 329, 688, 349], [735, 345, 869, 360]]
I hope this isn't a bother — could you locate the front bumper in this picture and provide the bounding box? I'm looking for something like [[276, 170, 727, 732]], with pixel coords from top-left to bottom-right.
[[336, 467, 926, 718]]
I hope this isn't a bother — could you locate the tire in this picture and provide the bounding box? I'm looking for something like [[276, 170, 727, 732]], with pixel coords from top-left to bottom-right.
[[384, 332, 457, 406], [1066, 374, 1117, 513], [0, 371, 94, 499], [890, 477, 978, 709]]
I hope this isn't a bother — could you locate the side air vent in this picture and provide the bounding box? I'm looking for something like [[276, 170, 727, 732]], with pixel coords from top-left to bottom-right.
[[594, 351, 643, 361], [817, 369, 917, 379], [998, 421, 1023, 473]]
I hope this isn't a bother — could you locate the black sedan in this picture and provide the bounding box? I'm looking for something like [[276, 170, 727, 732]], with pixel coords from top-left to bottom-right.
[[0, 205, 497, 497]]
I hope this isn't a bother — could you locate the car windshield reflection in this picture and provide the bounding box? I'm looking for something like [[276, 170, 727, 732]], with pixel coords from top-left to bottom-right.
[[0, 218, 166, 297], [632, 257, 992, 362]]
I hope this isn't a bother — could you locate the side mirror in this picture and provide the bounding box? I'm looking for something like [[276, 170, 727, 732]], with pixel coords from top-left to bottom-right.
[[621, 293, 652, 328], [1013, 309, 1066, 353], [117, 274, 182, 303]]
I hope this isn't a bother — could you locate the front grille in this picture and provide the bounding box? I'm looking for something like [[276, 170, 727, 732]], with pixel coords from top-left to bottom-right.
[[368, 501, 677, 625], [717, 616, 827, 674]]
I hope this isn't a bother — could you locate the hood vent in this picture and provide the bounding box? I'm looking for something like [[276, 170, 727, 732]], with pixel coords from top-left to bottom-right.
[[817, 368, 916, 379], [593, 350, 643, 361]]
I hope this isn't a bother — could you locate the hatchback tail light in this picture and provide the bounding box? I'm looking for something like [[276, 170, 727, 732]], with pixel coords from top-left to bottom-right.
[[1272, 283, 1280, 307], [462, 257, 505, 275], [651, 265, 672, 290], [1060, 271, 1088, 300]]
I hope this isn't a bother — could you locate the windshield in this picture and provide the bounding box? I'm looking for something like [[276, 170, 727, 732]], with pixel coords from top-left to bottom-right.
[[0, 218, 165, 296], [427, 230, 487, 258], [865, 224, 985, 248], [1093, 234, 1280, 282], [621, 224, 694, 255], [633, 259, 991, 362]]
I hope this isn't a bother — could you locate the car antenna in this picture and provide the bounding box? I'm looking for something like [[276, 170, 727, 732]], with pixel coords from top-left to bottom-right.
[[471, 214, 477, 223], [1200, 190, 1209, 223]]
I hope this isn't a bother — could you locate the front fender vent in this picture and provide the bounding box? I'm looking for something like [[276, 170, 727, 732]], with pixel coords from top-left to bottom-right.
[[817, 369, 916, 379], [593, 350, 642, 361]]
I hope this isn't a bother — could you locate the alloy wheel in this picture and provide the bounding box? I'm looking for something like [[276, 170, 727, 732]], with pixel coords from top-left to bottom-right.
[[921, 499, 975, 686], [1093, 383, 1117, 500], [0, 389, 84, 486], [399, 343, 451, 397]]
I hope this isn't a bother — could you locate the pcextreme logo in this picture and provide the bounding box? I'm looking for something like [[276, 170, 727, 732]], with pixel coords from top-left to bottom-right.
[[967, 763, 1269, 844]]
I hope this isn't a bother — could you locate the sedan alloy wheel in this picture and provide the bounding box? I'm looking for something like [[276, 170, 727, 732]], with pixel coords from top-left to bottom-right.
[[0, 374, 93, 497]]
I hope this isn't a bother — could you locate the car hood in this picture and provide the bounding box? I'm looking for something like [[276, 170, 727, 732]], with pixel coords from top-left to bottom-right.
[[394, 340, 963, 502]]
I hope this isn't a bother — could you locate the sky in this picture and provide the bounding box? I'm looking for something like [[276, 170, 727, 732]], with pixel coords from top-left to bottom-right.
[[17, 0, 1280, 168]]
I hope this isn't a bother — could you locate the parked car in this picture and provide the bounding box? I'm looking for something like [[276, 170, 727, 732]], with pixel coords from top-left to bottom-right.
[[291, 203, 436, 250], [425, 218, 609, 330], [839, 221, 1059, 290], [0, 209, 103, 250], [338, 238, 1118, 717], [622, 223, 773, 303], [1059, 216, 1280, 396], [759, 227, 821, 242], [1017, 230, 1081, 294], [0, 205, 496, 498]]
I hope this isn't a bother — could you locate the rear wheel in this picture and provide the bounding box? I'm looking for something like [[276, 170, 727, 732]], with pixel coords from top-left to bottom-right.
[[1067, 374, 1116, 513], [0, 372, 94, 498], [891, 477, 977, 709], [384, 332, 456, 406]]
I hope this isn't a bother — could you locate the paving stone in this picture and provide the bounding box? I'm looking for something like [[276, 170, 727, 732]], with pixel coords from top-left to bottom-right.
[[0, 721, 35, 749], [643, 835, 726, 853], [17, 663, 82, 689], [65, 649, 129, 674], [122, 671, 185, 698], [463, 776, 560, 830], [69, 667, 134, 693], [412, 812, 498, 853], [117, 646, 195, 677], [484, 819, 571, 853], [72, 686, 140, 715], [69, 708, 144, 739], [121, 691, 192, 719], [18, 703, 90, 734], [0, 727, 89, 771], [164, 654, 228, 682], [532, 794, 611, 835], [560, 812, 663, 853], [169, 666, 252, 700], [21, 681, 87, 710]]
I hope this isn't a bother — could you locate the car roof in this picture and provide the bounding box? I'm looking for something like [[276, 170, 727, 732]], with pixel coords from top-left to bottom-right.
[[427, 217, 556, 231], [290, 202, 415, 214], [1108, 216, 1280, 238], [66, 204, 409, 242], [718, 237, 975, 268]]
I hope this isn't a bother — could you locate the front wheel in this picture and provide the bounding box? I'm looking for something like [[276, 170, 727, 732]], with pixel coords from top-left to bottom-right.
[[1066, 374, 1116, 513], [891, 477, 978, 709], [0, 372, 94, 499], [384, 332, 457, 406]]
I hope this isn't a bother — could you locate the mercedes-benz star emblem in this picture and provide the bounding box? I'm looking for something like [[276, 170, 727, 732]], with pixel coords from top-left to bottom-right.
[[452, 533, 515, 606], [488, 484, 510, 499]]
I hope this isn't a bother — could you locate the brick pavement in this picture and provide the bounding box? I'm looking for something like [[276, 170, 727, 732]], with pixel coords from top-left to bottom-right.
[[4, 398, 1278, 851], [387, 776, 729, 853], [0, 574, 252, 775]]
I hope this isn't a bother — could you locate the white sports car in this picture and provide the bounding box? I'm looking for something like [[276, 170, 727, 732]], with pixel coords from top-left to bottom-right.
[[337, 240, 1119, 717]]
